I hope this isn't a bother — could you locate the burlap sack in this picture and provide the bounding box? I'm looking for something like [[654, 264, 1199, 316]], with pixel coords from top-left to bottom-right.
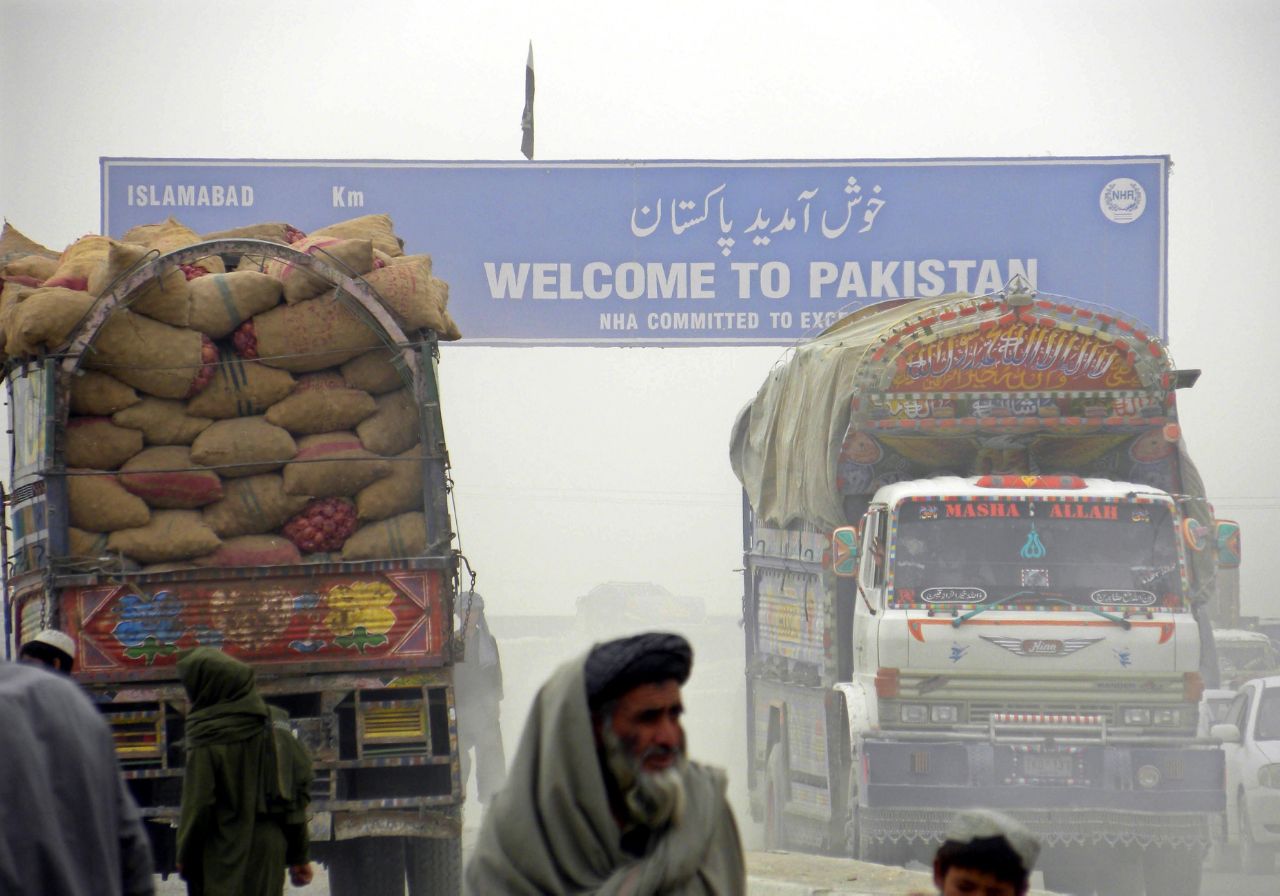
[[121, 216, 226, 276], [68, 527, 110, 560], [356, 447, 424, 522], [106, 510, 222, 563], [66, 527, 138, 572], [70, 370, 141, 416], [201, 473, 311, 537], [362, 256, 450, 332], [282, 497, 357, 552], [242, 293, 383, 372], [312, 214, 403, 258], [341, 512, 427, 561], [191, 416, 297, 477], [193, 535, 302, 568], [0, 222, 58, 266], [87, 309, 214, 399], [66, 417, 144, 470], [440, 308, 462, 341], [265, 372, 377, 435], [341, 349, 411, 394], [357, 388, 420, 455], [67, 470, 152, 532], [0, 278, 35, 312], [3, 254, 58, 283], [188, 271, 283, 338], [112, 397, 212, 445], [44, 235, 108, 292], [118, 446, 224, 509], [264, 236, 375, 303], [283, 431, 392, 498], [202, 222, 306, 244], [5, 286, 95, 356], [185, 352, 296, 418], [92, 240, 191, 326]]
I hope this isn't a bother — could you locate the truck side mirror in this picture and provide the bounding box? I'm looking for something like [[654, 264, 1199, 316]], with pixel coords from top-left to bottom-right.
[[1210, 722, 1241, 743], [832, 526, 859, 578]]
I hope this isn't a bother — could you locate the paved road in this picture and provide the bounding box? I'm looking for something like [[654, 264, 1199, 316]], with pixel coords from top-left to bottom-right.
[[152, 856, 1279, 895]]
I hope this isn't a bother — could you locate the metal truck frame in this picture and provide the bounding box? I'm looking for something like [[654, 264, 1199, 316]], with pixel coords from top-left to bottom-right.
[[3, 240, 465, 895]]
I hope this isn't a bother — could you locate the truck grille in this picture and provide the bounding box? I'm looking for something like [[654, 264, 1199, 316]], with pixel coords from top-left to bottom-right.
[[970, 702, 1116, 725]]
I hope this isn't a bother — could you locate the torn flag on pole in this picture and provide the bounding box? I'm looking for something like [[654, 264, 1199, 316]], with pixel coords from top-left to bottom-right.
[[520, 42, 535, 160]]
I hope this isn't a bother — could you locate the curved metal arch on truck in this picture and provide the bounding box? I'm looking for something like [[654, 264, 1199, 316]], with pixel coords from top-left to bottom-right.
[[56, 238, 419, 409]]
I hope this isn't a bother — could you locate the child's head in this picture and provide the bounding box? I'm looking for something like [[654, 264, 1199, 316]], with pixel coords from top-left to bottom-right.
[[932, 810, 1039, 896]]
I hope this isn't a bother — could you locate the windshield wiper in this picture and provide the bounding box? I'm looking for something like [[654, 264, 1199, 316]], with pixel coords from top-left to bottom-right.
[[952, 593, 1131, 629]]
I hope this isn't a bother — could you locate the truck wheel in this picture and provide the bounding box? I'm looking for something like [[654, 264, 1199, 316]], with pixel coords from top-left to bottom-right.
[[763, 746, 788, 850], [843, 777, 859, 858], [1092, 848, 1142, 896], [1141, 845, 1202, 896], [328, 837, 407, 896], [1208, 807, 1241, 872], [1240, 800, 1276, 875], [406, 836, 462, 896]]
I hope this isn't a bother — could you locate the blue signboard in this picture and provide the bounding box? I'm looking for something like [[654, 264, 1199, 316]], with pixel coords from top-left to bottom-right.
[[101, 158, 1168, 346]]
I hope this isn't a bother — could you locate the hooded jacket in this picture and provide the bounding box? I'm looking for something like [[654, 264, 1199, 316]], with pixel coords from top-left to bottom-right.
[[176, 648, 313, 896]]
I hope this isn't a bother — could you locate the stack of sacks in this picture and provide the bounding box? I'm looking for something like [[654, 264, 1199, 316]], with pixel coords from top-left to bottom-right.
[[2, 214, 459, 570]]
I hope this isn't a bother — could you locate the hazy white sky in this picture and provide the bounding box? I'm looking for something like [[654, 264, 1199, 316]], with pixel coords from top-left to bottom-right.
[[3, 0, 1278, 616]]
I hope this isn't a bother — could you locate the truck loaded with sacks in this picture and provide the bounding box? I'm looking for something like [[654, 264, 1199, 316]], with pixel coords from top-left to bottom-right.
[[0, 216, 469, 894], [731, 283, 1232, 896]]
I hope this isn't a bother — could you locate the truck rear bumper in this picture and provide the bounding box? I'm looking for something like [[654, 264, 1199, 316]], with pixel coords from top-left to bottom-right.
[[859, 738, 1223, 847], [858, 805, 1212, 849]]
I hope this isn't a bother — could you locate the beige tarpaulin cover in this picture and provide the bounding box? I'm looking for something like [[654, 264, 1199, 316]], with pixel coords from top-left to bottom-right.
[[730, 294, 1206, 533], [730, 298, 928, 531]]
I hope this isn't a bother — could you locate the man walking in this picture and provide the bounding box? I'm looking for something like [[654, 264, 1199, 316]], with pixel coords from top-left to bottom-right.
[[464, 631, 744, 894], [0, 659, 155, 895], [454, 592, 507, 803]]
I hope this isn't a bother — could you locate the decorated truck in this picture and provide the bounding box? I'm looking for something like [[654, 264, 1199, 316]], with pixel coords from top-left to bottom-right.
[[0, 218, 467, 894], [730, 283, 1228, 896]]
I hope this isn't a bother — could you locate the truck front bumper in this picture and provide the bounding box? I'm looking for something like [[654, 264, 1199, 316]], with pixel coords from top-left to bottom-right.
[[859, 738, 1223, 848]]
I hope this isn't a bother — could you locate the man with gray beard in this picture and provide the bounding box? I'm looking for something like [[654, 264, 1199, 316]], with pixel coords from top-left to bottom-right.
[[463, 632, 745, 895]]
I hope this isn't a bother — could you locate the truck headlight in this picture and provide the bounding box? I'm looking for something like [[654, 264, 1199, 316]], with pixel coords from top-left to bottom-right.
[[1122, 708, 1152, 726], [930, 705, 959, 723], [901, 704, 928, 723], [1258, 764, 1280, 789], [1153, 708, 1181, 726], [1136, 764, 1162, 789]]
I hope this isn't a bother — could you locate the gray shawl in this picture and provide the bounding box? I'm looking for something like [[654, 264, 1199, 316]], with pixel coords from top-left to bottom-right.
[[464, 656, 745, 895]]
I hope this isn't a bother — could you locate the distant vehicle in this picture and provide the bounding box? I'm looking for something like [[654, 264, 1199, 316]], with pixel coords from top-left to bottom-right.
[[1211, 675, 1280, 874], [574, 581, 706, 637], [1215, 629, 1280, 688], [1198, 688, 1238, 738]]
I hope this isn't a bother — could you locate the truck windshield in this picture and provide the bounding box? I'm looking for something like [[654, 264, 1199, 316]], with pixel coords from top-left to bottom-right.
[[889, 497, 1186, 610]]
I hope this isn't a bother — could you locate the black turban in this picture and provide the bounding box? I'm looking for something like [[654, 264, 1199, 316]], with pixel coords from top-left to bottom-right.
[[584, 632, 693, 712]]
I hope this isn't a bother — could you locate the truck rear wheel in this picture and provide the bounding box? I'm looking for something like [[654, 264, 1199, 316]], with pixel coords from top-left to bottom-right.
[[406, 836, 462, 895], [328, 837, 407, 896], [1141, 845, 1202, 896]]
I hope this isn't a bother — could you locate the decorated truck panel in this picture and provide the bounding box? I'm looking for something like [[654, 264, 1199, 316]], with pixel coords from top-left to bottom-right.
[[2, 220, 467, 895]]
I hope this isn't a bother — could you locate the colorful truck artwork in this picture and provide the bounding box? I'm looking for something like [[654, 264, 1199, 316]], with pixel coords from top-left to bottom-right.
[[732, 282, 1236, 896], [62, 571, 447, 672], [2, 219, 467, 896]]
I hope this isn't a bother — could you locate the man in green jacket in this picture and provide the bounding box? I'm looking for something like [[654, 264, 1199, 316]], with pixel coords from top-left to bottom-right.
[[176, 647, 314, 895]]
